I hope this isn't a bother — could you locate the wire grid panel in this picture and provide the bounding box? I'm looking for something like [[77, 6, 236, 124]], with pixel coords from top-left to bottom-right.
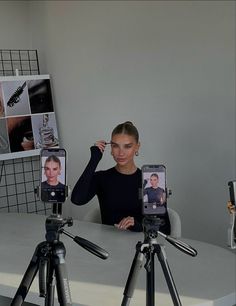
[[0, 157, 51, 213], [0, 49, 40, 76], [0, 49, 51, 214]]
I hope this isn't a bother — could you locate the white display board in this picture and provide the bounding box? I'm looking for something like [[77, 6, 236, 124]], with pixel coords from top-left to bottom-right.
[[0, 75, 59, 160]]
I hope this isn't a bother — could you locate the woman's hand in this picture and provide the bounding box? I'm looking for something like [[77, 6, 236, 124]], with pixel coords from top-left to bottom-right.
[[94, 140, 108, 153], [115, 216, 134, 230]]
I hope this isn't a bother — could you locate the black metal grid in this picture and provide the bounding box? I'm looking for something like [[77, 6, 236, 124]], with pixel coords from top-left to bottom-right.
[[0, 157, 49, 213], [0, 49, 40, 76], [0, 49, 51, 214]]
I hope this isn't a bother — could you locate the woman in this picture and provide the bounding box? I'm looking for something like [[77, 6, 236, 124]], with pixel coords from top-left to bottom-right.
[[71, 121, 170, 233], [41, 155, 64, 188], [143, 173, 165, 205], [41, 155, 66, 203]]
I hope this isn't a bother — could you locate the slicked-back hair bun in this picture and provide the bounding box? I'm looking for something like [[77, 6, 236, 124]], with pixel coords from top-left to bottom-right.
[[111, 121, 139, 143]]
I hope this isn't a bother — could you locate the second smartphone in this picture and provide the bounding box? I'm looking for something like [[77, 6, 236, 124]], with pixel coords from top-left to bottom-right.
[[142, 164, 167, 216]]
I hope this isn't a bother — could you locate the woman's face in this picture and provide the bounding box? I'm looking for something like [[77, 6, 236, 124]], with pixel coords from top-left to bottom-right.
[[111, 133, 140, 167], [150, 175, 158, 188], [44, 160, 61, 184]]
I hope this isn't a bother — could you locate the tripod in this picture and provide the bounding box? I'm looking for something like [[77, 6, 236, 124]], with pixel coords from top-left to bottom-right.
[[121, 216, 197, 306], [11, 203, 109, 306]]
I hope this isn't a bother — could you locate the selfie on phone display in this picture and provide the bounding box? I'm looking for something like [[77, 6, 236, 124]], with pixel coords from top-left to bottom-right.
[[142, 165, 167, 216], [40, 148, 67, 203]]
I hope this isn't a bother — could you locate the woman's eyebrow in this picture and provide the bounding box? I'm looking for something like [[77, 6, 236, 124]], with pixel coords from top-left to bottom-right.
[[110, 141, 133, 146]]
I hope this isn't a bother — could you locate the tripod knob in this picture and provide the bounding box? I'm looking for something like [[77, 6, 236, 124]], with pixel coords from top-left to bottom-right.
[[147, 229, 158, 239], [67, 217, 73, 227]]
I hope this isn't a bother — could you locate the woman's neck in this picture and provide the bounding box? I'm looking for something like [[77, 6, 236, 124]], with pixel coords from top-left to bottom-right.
[[115, 163, 137, 175], [47, 180, 59, 186]]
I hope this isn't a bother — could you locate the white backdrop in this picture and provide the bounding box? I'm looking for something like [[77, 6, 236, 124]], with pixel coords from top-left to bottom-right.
[[0, 1, 235, 247]]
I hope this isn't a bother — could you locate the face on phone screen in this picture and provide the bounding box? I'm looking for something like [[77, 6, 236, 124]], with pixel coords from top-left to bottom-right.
[[142, 165, 167, 216], [40, 148, 66, 203]]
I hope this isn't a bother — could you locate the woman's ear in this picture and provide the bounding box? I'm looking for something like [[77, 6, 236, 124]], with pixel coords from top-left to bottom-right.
[[136, 141, 141, 152]]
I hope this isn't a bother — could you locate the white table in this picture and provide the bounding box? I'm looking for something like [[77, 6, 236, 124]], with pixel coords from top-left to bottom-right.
[[0, 213, 235, 306]]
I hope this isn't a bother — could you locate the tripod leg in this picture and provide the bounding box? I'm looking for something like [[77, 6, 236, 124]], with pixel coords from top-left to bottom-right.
[[44, 258, 55, 306], [53, 242, 72, 306], [155, 245, 182, 306], [121, 243, 144, 306], [145, 251, 155, 306], [11, 242, 46, 306]]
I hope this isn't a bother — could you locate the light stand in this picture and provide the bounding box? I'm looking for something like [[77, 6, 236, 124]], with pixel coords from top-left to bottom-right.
[[121, 216, 197, 306], [11, 201, 109, 306]]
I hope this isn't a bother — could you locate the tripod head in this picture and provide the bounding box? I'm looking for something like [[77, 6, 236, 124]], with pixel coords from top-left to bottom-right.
[[142, 215, 197, 257], [45, 203, 73, 242], [35, 179, 109, 260], [44, 202, 109, 260], [142, 215, 164, 239]]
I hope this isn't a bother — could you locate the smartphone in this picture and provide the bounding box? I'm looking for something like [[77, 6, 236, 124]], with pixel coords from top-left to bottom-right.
[[228, 181, 236, 206], [40, 148, 67, 203], [142, 164, 167, 216]]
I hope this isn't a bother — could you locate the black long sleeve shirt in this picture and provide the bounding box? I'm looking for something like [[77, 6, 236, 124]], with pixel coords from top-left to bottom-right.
[[71, 146, 170, 233]]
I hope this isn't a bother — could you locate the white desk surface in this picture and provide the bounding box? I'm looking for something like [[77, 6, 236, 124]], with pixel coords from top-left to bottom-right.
[[0, 213, 235, 306]]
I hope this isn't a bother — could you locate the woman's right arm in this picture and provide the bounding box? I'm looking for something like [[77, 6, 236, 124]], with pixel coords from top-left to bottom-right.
[[71, 145, 103, 205]]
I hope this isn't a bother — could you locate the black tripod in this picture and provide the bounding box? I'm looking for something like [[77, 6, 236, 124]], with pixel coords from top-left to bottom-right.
[[121, 216, 197, 306], [11, 203, 109, 306]]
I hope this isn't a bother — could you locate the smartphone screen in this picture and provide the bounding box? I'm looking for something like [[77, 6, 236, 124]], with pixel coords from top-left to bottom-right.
[[40, 148, 67, 203], [142, 164, 167, 216]]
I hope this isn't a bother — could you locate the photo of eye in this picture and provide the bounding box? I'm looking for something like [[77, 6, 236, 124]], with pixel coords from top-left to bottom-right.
[[7, 116, 35, 153], [28, 79, 54, 114]]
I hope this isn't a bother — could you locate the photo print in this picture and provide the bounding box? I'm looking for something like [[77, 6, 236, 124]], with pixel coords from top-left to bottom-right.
[[7, 116, 34, 152], [31, 113, 59, 149], [2, 80, 31, 116], [28, 79, 54, 114]]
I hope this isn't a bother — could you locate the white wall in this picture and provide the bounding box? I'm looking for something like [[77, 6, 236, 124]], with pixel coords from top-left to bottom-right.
[[0, 1, 30, 49], [1, 1, 235, 247]]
